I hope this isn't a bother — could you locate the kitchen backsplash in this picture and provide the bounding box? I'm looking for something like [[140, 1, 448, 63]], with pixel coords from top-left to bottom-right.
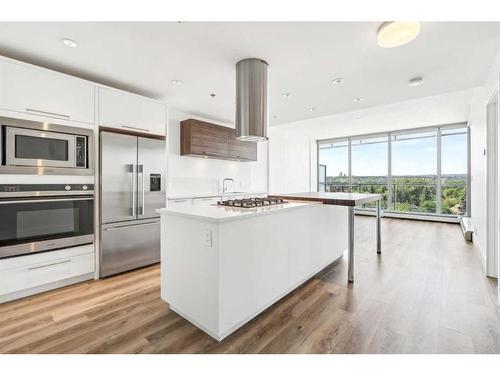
[[167, 177, 252, 197]]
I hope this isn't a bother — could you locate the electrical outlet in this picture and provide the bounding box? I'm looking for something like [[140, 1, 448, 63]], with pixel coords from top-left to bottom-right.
[[205, 229, 213, 247]]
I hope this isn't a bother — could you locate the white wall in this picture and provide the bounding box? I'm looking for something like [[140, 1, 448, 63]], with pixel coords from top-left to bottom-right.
[[268, 126, 313, 193], [269, 88, 474, 195], [167, 107, 268, 197], [468, 48, 500, 273]]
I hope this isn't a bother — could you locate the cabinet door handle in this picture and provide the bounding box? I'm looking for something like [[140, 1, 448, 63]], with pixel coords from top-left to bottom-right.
[[28, 259, 71, 270], [26, 108, 71, 119], [121, 125, 150, 132]]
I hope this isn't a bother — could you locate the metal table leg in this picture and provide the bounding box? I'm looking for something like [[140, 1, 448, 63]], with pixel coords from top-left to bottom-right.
[[348, 206, 355, 283], [376, 199, 381, 254]]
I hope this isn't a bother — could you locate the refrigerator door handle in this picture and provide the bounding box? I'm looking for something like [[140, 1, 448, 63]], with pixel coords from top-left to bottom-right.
[[138, 164, 145, 216], [129, 164, 136, 217]]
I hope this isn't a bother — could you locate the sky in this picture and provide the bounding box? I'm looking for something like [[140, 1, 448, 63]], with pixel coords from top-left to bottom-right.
[[319, 133, 467, 177]]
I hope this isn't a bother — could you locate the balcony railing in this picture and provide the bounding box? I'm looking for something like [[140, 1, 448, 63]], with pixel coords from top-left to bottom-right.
[[324, 182, 466, 216]]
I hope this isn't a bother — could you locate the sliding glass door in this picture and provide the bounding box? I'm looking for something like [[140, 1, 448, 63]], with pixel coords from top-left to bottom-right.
[[317, 123, 470, 219]]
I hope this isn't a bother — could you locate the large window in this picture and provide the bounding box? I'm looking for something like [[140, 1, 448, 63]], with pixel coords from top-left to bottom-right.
[[391, 130, 437, 214], [441, 127, 468, 216], [351, 136, 388, 209], [318, 140, 349, 192], [317, 124, 470, 218]]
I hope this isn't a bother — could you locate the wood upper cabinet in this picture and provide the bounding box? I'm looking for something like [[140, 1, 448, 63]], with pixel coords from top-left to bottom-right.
[[228, 133, 257, 161], [0, 59, 95, 125], [181, 119, 257, 161], [181, 119, 229, 158]]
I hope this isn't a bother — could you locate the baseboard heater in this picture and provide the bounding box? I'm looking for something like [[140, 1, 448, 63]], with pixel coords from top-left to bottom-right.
[[460, 217, 473, 242]]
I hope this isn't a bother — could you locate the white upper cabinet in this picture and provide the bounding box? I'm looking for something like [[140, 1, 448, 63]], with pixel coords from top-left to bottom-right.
[[0, 60, 95, 124], [98, 88, 166, 136]]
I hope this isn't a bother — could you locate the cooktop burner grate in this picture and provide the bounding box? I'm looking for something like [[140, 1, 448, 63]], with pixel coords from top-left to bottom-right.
[[217, 197, 287, 208]]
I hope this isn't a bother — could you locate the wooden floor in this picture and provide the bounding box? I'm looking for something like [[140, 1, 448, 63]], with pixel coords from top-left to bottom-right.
[[1, 217, 499, 354]]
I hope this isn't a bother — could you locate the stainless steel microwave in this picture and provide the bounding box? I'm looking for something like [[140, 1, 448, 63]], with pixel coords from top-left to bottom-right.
[[0, 116, 94, 175]]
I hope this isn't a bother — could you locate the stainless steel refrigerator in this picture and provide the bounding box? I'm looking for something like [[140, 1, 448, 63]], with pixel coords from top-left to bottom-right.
[[99, 131, 166, 277]]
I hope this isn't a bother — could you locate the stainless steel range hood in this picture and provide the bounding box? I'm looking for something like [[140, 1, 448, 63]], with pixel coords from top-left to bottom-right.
[[235, 58, 269, 142]]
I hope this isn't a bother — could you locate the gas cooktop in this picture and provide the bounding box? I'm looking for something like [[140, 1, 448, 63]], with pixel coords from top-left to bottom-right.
[[217, 197, 287, 208]]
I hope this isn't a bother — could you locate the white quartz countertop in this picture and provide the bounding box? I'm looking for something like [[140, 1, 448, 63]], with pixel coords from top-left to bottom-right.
[[157, 202, 312, 222], [167, 192, 268, 200]]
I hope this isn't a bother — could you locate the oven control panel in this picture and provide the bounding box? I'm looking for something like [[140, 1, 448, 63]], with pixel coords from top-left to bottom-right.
[[0, 184, 94, 197]]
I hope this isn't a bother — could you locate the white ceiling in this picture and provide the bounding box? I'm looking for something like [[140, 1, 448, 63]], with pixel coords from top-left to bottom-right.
[[0, 22, 499, 125]]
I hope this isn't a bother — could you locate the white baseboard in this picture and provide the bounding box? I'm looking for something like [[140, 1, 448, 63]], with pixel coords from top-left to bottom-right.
[[473, 232, 487, 274]]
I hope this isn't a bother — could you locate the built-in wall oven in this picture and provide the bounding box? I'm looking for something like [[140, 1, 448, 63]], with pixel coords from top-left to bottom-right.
[[0, 116, 94, 175], [0, 184, 94, 258]]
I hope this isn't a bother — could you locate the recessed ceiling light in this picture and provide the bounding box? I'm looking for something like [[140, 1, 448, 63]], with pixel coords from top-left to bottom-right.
[[210, 93, 216, 98], [61, 38, 78, 48], [272, 115, 278, 120], [282, 93, 291, 98], [332, 78, 344, 85], [408, 77, 424, 87], [171, 79, 183, 86], [377, 21, 421, 48], [353, 97, 363, 103], [309, 107, 317, 112]]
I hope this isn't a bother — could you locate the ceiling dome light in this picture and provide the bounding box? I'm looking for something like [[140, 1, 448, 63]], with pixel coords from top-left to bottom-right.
[[332, 78, 344, 85], [408, 77, 424, 87], [61, 38, 78, 48], [171, 79, 183, 86], [282, 93, 291, 98], [377, 21, 420, 48], [353, 97, 363, 103]]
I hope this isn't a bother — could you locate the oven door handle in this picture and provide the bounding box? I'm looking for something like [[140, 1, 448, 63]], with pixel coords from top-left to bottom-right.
[[0, 197, 94, 204]]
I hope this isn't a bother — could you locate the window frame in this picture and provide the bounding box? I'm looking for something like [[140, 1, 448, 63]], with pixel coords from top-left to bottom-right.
[[316, 122, 470, 219]]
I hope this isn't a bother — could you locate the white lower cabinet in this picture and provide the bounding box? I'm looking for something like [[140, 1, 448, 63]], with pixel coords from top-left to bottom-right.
[[0, 244, 95, 303]]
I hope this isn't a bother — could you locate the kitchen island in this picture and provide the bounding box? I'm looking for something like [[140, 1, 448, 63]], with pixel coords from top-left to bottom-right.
[[268, 192, 382, 283], [158, 200, 349, 341]]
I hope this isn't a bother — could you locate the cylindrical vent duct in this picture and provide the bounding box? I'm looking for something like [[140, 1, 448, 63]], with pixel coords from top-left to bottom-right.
[[235, 58, 269, 142]]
